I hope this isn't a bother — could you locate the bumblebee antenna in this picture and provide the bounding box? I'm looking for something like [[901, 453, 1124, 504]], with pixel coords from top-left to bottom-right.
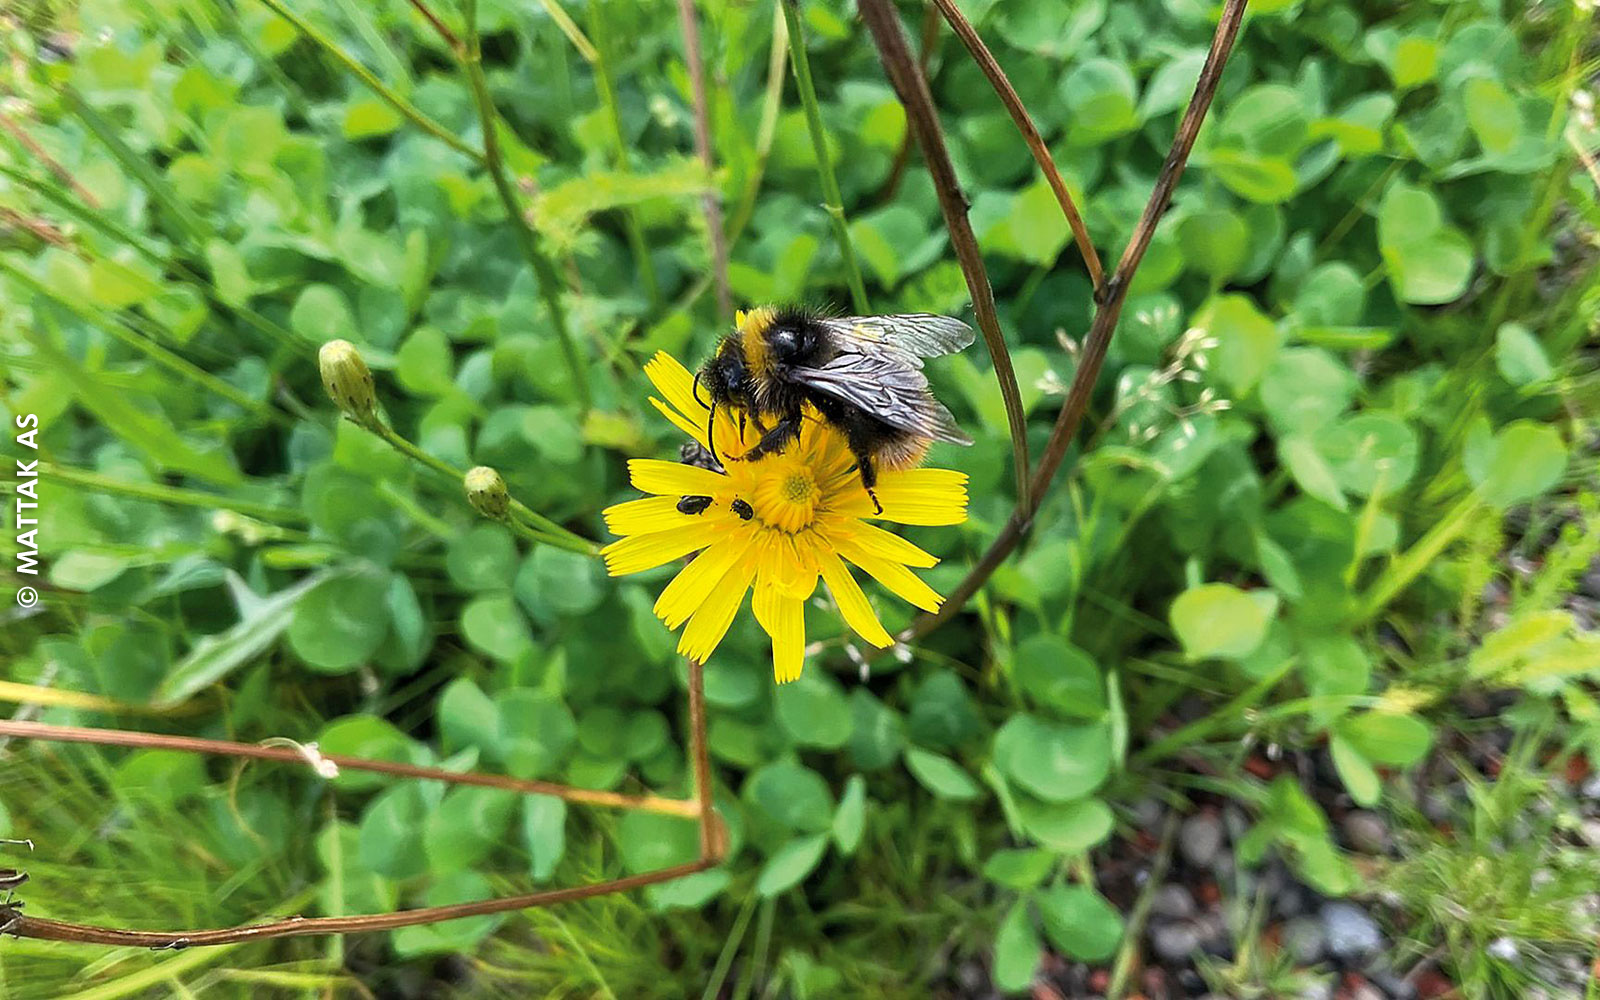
[[693, 371, 707, 408], [706, 403, 718, 464]]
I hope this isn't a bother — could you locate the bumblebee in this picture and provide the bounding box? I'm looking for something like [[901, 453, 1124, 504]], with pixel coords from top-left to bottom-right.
[[697, 306, 974, 512]]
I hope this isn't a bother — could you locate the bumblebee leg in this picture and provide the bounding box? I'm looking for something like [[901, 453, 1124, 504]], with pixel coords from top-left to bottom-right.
[[848, 439, 883, 514], [740, 413, 802, 461]]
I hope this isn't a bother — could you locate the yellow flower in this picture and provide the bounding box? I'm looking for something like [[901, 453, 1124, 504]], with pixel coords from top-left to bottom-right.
[[602, 352, 969, 683]]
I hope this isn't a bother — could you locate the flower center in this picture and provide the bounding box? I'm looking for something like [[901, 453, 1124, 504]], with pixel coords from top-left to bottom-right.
[[754, 465, 820, 533]]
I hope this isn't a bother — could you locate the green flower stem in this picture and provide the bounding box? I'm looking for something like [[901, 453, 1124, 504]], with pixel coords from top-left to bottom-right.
[[534, 0, 600, 63], [0, 261, 286, 425], [253, 0, 483, 164], [463, 0, 592, 411], [779, 0, 870, 314], [589, 0, 662, 311], [42, 464, 307, 525], [1353, 493, 1484, 624], [366, 421, 598, 555]]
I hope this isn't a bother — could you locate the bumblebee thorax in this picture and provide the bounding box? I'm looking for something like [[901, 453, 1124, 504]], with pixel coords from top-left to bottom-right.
[[735, 306, 781, 380]]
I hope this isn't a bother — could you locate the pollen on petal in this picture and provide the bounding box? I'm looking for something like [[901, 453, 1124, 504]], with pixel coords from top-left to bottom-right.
[[602, 520, 721, 575], [752, 581, 806, 683], [628, 459, 727, 497]]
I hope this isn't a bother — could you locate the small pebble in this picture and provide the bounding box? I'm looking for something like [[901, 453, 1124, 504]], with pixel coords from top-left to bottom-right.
[[1281, 915, 1326, 963], [1581, 774, 1600, 800], [1131, 797, 1165, 829], [1579, 819, 1600, 847], [1272, 880, 1310, 919], [1349, 983, 1384, 1000], [1149, 920, 1205, 963], [1342, 810, 1392, 853], [1150, 884, 1197, 921], [1179, 813, 1224, 868], [1197, 911, 1232, 956], [1320, 901, 1383, 959]]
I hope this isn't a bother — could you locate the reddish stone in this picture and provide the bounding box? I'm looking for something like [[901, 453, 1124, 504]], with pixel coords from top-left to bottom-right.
[[1566, 752, 1592, 784], [1087, 967, 1110, 992], [1196, 880, 1221, 906], [1243, 755, 1275, 779], [1413, 968, 1455, 998]]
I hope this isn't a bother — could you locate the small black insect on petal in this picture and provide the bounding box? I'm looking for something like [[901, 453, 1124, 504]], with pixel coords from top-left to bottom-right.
[[731, 498, 754, 521], [677, 495, 714, 516]]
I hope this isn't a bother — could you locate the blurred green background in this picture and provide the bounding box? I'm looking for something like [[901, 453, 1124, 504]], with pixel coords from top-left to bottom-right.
[[0, 0, 1596, 996]]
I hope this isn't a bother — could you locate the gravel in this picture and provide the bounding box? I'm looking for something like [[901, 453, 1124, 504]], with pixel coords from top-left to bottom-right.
[[1150, 884, 1197, 921], [1341, 810, 1391, 853], [1149, 920, 1205, 963], [1179, 813, 1224, 868], [1281, 915, 1326, 964], [1320, 901, 1383, 959]]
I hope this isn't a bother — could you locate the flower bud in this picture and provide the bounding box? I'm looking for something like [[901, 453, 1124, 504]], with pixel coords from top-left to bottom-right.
[[464, 466, 510, 519], [318, 339, 376, 425]]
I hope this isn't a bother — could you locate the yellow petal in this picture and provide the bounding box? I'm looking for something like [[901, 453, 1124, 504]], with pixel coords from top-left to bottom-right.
[[835, 539, 944, 613], [602, 520, 722, 575], [654, 531, 757, 629], [603, 495, 703, 537], [677, 558, 756, 663], [650, 397, 709, 450], [752, 581, 806, 683], [836, 468, 969, 525], [816, 545, 893, 648], [644, 352, 708, 426], [709, 406, 747, 468], [628, 459, 726, 497], [843, 521, 939, 569], [756, 529, 819, 601]]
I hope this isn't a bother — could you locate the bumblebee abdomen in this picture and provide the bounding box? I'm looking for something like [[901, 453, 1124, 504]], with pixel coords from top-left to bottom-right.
[[873, 434, 933, 472]]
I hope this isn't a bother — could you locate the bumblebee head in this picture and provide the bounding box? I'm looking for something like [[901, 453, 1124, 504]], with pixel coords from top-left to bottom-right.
[[698, 341, 745, 405]]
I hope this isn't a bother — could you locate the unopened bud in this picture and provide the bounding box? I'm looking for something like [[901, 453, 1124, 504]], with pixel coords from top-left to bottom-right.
[[318, 339, 376, 425], [464, 466, 509, 519]]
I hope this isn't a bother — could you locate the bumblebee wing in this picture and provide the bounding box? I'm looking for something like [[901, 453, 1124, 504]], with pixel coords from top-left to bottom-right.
[[791, 353, 973, 445], [818, 314, 974, 365]]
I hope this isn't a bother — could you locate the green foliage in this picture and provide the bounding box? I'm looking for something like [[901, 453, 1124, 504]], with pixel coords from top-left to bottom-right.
[[0, 0, 1591, 995]]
